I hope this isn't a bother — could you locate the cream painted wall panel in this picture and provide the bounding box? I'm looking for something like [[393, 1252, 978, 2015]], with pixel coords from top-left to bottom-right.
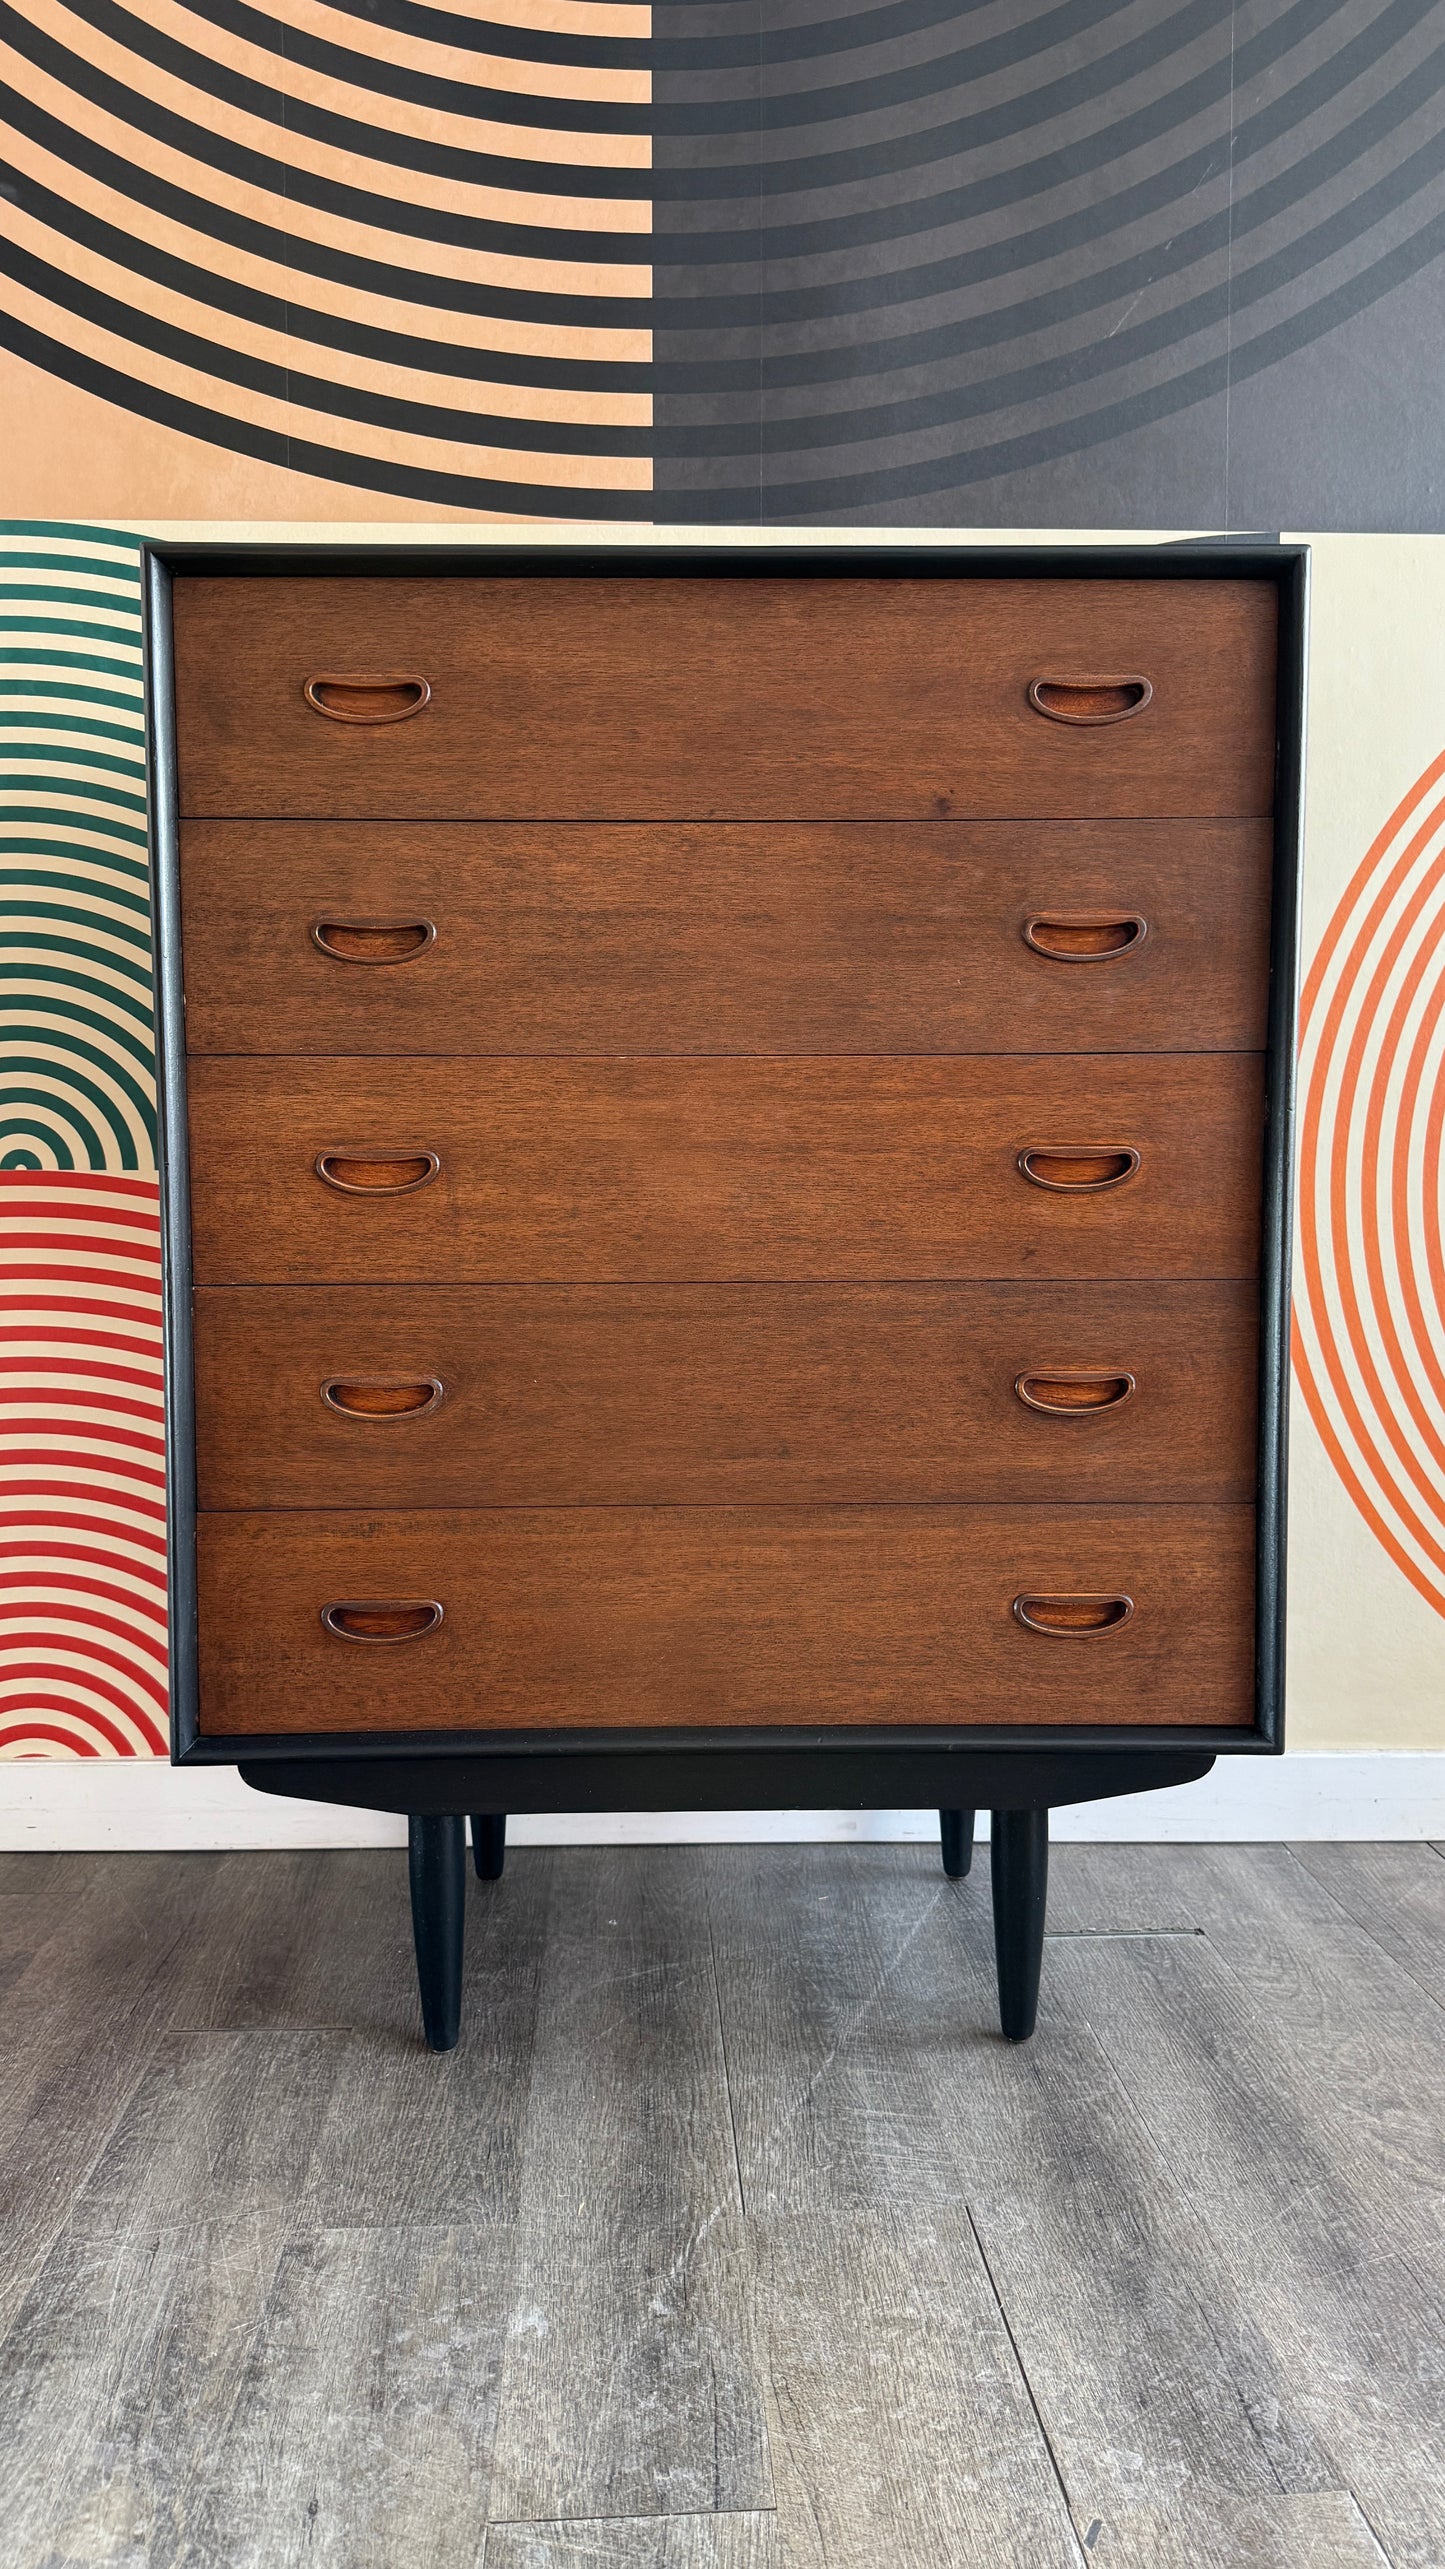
[[1286, 534, 1445, 1750]]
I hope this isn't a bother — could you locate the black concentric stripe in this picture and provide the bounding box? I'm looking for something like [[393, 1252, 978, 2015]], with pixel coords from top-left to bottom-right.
[[0, 8, 652, 217], [57, 0, 649, 170], [0, 307, 652, 515], [319, 0, 649, 73], [0, 89, 653, 324], [0, 160, 651, 391], [160, 0, 650, 133], [655, 38, 1445, 372], [328, 0, 1098, 77], [654, 57, 1445, 411], [654, 0, 1231, 137], [661, 116, 1445, 459], [0, 231, 651, 454], [683, 206, 1445, 519], [647, 0, 1420, 237]]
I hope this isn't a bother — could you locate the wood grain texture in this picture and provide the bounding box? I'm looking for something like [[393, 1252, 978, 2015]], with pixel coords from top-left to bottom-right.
[[1048, 2496, 1389, 2567], [167, 1848, 553, 2228], [192, 2225, 513, 2569], [708, 1849, 1399, 2566], [0, 2216, 288, 2569], [1291, 1842, 1445, 2011], [753, 2210, 1083, 2569], [193, 1279, 1259, 1510], [0, 1846, 1440, 2568], [194, 1504, 1256, 1735], [185, 1053, 1265, 1285], [0, 1856, 211, 2340], [172, 575, 1277, 821], [1046, 1920, 1445, 2569], [485, 2519, 777, 2567], [486, 1852, 768, 2525], [1090, 1847, 1445, 2237], [178, 819, 1273, 1058]]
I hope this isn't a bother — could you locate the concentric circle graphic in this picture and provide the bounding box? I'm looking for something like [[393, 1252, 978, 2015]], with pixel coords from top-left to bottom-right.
[[1295, 746, 1445, 1617]]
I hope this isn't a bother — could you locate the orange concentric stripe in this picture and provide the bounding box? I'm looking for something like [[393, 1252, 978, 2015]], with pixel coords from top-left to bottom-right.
[[1294, 749, 1445, 1617], [0, 1167, 166, 1755]]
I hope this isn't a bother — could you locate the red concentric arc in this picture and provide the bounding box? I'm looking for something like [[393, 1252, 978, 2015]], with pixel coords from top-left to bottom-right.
[[1294, 748, 1445, 1617], [0, 1170, 167, 1755]]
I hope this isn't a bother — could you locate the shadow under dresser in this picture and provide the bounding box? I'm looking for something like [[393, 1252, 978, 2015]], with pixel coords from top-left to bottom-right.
[[147, 542, 1305, 2050]]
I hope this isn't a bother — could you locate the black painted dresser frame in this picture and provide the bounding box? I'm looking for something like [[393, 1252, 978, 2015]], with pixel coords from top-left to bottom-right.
[[144, 538, 1307, 2049]]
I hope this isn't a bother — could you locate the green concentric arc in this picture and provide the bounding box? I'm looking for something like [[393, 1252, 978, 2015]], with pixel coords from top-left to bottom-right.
[[0, 524, 154, 1173]]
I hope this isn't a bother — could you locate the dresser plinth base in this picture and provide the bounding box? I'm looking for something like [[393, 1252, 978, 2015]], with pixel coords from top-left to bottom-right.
[[237, 1746, 1213, 2049]]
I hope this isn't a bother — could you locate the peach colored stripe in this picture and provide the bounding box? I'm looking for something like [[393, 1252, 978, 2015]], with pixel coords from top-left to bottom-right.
[[62, 0, 651, 165], [0, 120, 650, 356], [0, 64, 649, 294], [149, 0, 642, 119], [0, 201, 649, 423], [165, 0, 650, 106], [0, 266, 651, 483], [18, 12, 652, 209]]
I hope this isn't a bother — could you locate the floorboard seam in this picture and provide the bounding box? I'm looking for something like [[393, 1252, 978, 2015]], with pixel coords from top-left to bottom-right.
[[964, 2204, 1090, 2566], [1347, 2483, 1399, 2565], [0, 1949, 200, 2357], [702, 1858, 748, 2222], [1283, 1847, 1445, 2022]]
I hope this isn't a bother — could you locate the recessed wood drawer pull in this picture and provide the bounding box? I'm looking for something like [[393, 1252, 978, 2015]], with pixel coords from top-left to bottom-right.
[[1017, 1145, 1141, 1192], [321, 1599, 444, 1643], [1015, 1369, 1135, 1415], [315, 1149, 441, 1195], [1022, 913, 1146, 961], [321, 1376, 446, 1420], [304, 672, 431, 725], [311, 917, 437, 965], [1013, 1592, 1135, 1636], [1027, 675, 1152, 725]]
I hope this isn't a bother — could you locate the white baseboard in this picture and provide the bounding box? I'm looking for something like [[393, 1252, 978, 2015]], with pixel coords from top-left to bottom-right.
[[1, 1751, 1441, 1850]]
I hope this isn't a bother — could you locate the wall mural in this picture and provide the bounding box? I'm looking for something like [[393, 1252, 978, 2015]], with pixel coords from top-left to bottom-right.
[[3, 4, 1445, 1756], [0, 0, 653, 522], [0, 523, 164, 1758], [1295, 745, 1445, 1623]]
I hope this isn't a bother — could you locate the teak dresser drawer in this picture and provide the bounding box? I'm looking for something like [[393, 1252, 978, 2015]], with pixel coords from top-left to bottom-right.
[[180, 819, 1274, 1057], [195, 1505, 1257, 1735], [192, 1280, 1259, 1509], [185, 1053, 1265, 1284], [154, 543, 1303, 2051], [173, 575, 1278, 820]]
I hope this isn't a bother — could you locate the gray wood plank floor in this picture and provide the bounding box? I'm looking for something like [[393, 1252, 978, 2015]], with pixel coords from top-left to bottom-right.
[[0, 1841, 1440, 2568]]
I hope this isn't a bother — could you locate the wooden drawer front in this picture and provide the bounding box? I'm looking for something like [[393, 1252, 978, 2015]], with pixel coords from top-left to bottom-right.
[[173, 576, 1277, 820], [180, 819, 1273, 1057], [194, 1282, 1257, 1509], [186, 1054, 1263, 1285], [195, 1505, 1255, 1735]]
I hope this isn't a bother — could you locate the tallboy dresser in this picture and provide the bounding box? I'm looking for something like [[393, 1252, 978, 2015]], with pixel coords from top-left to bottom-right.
[[148, 544, 1304, 2052]]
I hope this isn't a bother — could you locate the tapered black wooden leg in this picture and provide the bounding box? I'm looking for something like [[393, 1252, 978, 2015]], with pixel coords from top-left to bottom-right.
[[939, 1808, 975, 1878], [470, 1813, 506, 1880], [990, 1807, 1049, 2042], [408, 1814, 466, 2052]]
